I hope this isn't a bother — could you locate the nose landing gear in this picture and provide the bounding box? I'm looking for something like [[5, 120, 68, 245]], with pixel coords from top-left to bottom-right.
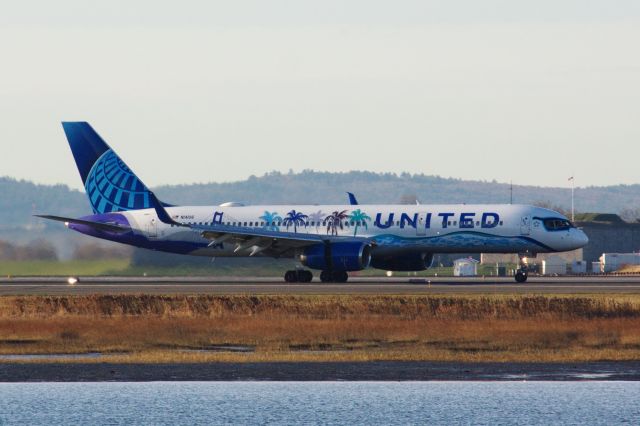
[[515, 253, 530, 283], [515, 269, 528, 283]]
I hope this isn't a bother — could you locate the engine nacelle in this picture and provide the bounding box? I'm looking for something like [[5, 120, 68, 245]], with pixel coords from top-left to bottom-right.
[[299, 242, 372, 271], [370, 252, 434, 271]]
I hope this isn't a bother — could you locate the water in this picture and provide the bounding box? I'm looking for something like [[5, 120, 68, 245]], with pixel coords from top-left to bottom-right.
[[0, 353, 109, 361], [0, 381, 638, 425]]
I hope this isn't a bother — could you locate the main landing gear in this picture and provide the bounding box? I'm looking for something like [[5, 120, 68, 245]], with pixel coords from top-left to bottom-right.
[[284, 270, 313, 283], [282, 269, 350, 283], [515, 253, 529, 283], [320, 270, 349, 283]]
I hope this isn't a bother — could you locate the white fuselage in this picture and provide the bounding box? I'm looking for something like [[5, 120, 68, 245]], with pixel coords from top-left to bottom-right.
[[117, 203, 588, 258]]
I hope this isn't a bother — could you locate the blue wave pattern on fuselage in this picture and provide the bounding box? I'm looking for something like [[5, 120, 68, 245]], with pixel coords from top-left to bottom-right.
[[85, 150, 151, 214], [372, 231, 553, 252]]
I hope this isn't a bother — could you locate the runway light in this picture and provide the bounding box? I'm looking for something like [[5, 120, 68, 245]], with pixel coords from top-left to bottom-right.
[[67, 277, 78, 285], [386, 271, 393, 277]]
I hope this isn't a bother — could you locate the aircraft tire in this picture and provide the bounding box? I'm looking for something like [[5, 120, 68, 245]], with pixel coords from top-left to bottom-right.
[[319, 270, 348, 283], [299, 270, 313, 283], [333, 271, 349, 283], [284, 270, 298, 283], [515, 270, 528, 283]]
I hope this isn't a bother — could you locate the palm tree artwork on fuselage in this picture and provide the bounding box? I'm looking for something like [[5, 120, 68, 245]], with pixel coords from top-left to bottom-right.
[[348, 209, 372, 236], [259, 211, 282, 231], [325, 210, 349, 236], [307, 210, 326, 231], [283, 210, 309, 233]]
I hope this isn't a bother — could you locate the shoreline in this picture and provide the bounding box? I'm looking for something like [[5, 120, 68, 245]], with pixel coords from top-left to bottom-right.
[[2, 361, 640, 382]]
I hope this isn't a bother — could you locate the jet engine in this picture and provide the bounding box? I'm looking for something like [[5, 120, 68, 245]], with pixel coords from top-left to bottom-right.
[[299, 242, 372, 271], [370, 252, 434, 271]]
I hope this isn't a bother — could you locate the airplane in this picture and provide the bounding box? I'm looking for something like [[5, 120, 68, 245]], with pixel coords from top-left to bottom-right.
[[37, 122, 589, 283]]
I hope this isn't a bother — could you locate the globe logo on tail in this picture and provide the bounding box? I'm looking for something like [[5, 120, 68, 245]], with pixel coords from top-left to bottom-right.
[[84, 150, 152, 213]]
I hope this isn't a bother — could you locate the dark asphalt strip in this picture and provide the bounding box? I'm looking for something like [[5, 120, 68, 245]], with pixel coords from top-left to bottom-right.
[[1, 362, 640, 382]]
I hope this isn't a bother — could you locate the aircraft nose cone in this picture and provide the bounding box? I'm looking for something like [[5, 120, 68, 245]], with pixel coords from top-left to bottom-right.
[[575, 229, 589, 247]]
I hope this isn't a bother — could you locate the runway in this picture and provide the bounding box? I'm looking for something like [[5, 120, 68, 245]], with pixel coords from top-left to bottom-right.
[[2, 276, 640, 295]]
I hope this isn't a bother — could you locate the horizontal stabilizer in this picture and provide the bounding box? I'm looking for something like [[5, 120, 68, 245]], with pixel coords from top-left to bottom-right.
[[35, 215, 131, 233]]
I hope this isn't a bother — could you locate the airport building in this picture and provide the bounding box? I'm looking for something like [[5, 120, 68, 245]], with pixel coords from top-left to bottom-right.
[[575, 213, 640, 263], [453, 258, 479, 276]]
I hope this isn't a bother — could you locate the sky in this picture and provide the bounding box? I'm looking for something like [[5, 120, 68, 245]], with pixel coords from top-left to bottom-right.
[[0, 1, 639, 190]]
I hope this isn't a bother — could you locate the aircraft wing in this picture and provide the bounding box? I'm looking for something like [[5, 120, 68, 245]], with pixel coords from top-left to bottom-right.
[[148, 192, 372, 256], [194, 223, 370, 256], [35, 215, 132, 234]]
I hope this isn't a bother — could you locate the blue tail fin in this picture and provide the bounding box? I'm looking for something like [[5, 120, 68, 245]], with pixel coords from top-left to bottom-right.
[[62, 122, 161, 214]]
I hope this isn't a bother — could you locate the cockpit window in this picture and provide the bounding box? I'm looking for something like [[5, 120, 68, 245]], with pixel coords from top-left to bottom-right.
[[542, 218, 573, 231]]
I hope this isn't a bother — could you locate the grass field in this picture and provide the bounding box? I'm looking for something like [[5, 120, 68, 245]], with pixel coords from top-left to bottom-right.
[[2, 294, 640, 363], [0, 259, 298, 277], [0, 260, 130, 276]]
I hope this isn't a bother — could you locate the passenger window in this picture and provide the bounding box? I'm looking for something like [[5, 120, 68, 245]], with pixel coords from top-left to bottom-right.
[[453, 221, 457, 226]]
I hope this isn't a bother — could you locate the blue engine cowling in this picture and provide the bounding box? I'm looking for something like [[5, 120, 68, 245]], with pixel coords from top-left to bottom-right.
[[299, 242, 372, 271], [370, 252, 434, 271]]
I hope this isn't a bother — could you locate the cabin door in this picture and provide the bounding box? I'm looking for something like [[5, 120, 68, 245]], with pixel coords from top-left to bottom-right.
[[520, 215, 531, 235], [416, 212, 428, 236], [147, 217, 158, 238]]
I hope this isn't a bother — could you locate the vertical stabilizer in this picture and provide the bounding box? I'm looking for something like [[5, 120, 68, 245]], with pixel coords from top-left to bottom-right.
[[62, 122, 159, 214]]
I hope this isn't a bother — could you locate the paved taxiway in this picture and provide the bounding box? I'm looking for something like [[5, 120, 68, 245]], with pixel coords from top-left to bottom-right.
[[2, 276, 640, 295]]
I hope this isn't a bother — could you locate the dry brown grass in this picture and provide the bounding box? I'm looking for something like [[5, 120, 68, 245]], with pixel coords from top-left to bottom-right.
[[2, 294, 640, 363], [617, 265, 640, 273]]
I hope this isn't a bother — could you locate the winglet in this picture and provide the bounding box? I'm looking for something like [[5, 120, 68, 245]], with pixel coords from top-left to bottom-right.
[[347, 192, 359, 205]]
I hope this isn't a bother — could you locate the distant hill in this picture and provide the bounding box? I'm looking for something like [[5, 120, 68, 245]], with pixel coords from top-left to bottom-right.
[[154, 171, 640, 214], [0, 177, 86, 227]]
